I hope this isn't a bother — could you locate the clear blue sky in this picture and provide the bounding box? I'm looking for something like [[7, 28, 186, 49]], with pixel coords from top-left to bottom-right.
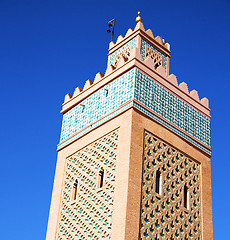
[[0, 0, 229, 239]]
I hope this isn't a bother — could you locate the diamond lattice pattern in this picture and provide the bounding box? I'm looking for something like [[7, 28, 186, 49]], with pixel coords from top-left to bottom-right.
[[56, 129, 119, 240], [140, 131, 201, 240]]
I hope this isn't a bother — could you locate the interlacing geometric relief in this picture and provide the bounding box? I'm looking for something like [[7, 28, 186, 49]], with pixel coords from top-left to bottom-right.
[[56, 129, 119, 240], [140, 131, 201, 240], [110, 37, 136, 66], [140, 38, 167, 72], [113, 46, 131, 67], [145, 45, 163, 69]]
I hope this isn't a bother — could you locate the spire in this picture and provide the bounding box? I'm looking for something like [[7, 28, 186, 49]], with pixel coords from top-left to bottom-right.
[[136, 11, 142, 23]]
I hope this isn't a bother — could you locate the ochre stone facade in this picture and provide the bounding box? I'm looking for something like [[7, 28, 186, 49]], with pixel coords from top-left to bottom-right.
[[46, 15, 213, 240]]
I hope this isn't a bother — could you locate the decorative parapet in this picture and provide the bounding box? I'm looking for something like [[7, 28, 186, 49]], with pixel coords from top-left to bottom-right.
[[59, 68, 211, 155], [59, 21, 211, 153]]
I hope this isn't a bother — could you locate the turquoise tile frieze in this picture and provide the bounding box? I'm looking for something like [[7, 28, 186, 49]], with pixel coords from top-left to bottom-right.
[[59, 68, 210, 152], [134, 69, 210, 146], [133, 102, 211, 155], [57, 102, 133, 150], [58, 99, 210, 154], [60, 69, 135, 143], [140, 38, 167, 72], [110, 37, 137, 66]]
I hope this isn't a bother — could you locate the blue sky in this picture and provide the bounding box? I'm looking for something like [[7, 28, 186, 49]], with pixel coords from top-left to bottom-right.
[[0, 0, 229, 239]]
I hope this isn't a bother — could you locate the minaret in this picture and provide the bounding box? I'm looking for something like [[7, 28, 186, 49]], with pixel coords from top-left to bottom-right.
[[46, 13, 213, 240]]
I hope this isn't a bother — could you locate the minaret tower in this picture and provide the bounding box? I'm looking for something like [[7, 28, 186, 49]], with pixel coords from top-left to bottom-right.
[[46, 13, 213, 240]]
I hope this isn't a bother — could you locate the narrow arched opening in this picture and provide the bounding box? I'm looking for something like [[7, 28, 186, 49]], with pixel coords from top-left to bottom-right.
[[155, 169, 162, 195], [72, 180, 78, 201], [184, 185, 189, 210], [98, 169, 104, 189]]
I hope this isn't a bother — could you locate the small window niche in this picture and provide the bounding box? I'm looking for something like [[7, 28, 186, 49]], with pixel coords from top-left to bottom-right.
[[184, 185, 190, 210], [155, 169, 162, 195], [80, 104, 85, 113], [72, 180, 78, 201], [104, 89, 109, 97], [98, 168, 104, 189]]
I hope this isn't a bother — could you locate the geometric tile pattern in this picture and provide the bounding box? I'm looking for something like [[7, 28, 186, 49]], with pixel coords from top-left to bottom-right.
[[134, 69, 211, 147], [56, 129, 119, 240], [110, 37, 136, 66], [140, 131, 201, 239], [59, 67, 210, 151], [60, 69, 135, 142], [140, 38, 167, 72], [133, 102, 211, 155], [57, 102, 132, 150], [58, 100, 211, 155]]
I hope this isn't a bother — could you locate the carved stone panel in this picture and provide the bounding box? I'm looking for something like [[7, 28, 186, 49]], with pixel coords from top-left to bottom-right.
[[56, 129, 119, 240], [140, 131, 201, 240]]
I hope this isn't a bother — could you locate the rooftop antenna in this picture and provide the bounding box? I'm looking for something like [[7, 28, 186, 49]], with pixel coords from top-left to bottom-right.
[[107, 19, 115, 42]]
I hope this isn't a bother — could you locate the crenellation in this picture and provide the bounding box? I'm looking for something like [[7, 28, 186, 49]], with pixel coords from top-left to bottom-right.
[[179, 82, 189, 94], [165, 42, 170, 51], [134, 21, 145, 31], [109, 41, 115, 49], [94, 72, 104, 84], [168, 74, 178, 86], [64, 93, 72, 103], [155, 35, 164, 45], [125, 28, 133, 38], [190, 89, 200, 101], [145, 29, 154, 38], [200, 97, 209, 108], [116, 35, 124, 44], [73, 87, 82, 97], [83, 79, 93, 90]]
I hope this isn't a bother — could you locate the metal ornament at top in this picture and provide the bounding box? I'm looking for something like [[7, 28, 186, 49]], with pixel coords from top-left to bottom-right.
[[136, 11, 142, 23], [107, 19, 115, 42]]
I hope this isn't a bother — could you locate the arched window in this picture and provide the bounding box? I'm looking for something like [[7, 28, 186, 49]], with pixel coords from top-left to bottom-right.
[[184, 185, 189, 210], [72, 180, 78, 201], [98, 169, 104, 188], [155, 169, 162, 195]]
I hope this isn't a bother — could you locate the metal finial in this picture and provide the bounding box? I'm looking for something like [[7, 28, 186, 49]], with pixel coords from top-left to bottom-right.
[[136, 11, 142, 23], [107, 19, 115, 42]]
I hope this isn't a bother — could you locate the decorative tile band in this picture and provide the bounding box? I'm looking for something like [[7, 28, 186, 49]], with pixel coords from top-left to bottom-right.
[[110, 37, 137, 66], [58, 100, 210, 155], [57, 102, 133, 150], [134, 69, 210, 147], [140, 38, 167, 72], [133, 101, 211, 155], [59, 68, 211, 153], [60, 69, 135, 142]]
